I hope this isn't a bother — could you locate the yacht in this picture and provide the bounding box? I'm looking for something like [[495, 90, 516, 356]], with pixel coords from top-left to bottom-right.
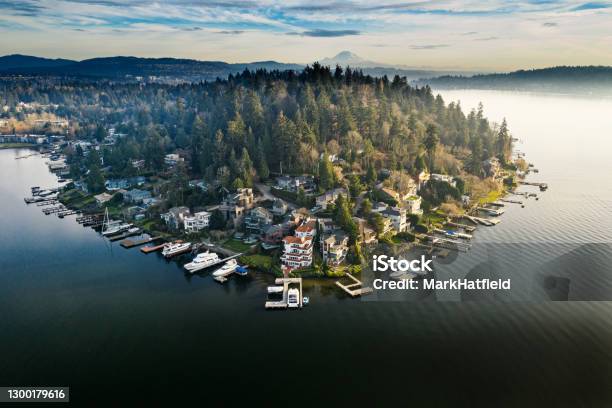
[[287, 288, 300, 308], [212, 259, 238, 277], [162, 242, 192, 258], [184, 251, 220, 273], [102, 221, 133, 236]]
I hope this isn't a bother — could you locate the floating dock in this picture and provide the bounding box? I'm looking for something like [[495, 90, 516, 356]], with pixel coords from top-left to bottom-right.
[[141, 243, 167, 253], [120, 236, 163, 248], [460, 214, 500, 226], [476, 206, 505, 216], [265, 277, 304, 309], [335, 274, 373, 297], [445, 221, 476, 233], [108, 229, 142, 241]]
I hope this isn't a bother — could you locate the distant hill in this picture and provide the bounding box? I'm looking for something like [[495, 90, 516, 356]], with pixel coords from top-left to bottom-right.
[[420, 66, 612, 93], [0, 54, 75, 70], [0, 54, 303, 81]]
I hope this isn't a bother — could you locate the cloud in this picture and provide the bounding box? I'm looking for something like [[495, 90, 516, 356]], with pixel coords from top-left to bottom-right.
[[571, 2, 612, 11], [461, 31, 478, 35], [288, 29, 361, 37], [217, 29, 244, 34], [409, 44, 449, 50], [542, 22, 558, 26], [474, 36, 499, 41]]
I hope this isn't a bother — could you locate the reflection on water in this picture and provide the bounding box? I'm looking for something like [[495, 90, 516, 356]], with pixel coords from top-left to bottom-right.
[[2, 89, 612, 404]]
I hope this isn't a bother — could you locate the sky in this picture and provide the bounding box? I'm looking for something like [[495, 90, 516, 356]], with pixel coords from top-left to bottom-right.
[[1, 0, 612, 71]]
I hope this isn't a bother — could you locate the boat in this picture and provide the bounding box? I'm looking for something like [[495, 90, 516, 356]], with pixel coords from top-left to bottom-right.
[[267, 286, 284, 294], [235, 265, 248, 276], [212, 259, 238, 277], [287, 288, 300, 308], [102, 221, 133, 236], [184, 251, 221, 273], [162, 242, 192, 258]]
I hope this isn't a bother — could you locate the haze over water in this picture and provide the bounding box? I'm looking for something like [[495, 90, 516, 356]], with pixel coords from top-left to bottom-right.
[[1, 90, 612, 404]]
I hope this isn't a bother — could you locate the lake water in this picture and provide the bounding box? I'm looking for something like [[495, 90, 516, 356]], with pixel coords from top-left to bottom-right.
[[1, 90, 612, 405]]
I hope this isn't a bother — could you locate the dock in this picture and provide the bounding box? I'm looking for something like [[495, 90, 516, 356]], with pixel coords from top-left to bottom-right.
[[108, 229, 142, 241], [426, 235, 471, 252], [445, 221, 476, 233], [433, 228, 472, 240], [141, 243, 167, 253], [462, 215, 500, 226], [120, 236, 163, 248], [265, 278, 304, 309], [519, 181, 548, 191], [476, 206, 505, 216], [335, 274, 373, 297]]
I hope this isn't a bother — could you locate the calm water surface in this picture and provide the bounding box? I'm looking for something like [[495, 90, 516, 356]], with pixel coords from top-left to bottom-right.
[[1, 90, 612, 405]]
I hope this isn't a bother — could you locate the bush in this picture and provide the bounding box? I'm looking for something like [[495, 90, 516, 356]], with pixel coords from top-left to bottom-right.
[[414, 224, 429, 233], [394, 231, 415, 242]]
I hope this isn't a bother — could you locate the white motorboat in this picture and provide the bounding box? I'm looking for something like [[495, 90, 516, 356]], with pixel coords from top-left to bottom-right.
[[267, 286, 284, 294], [212, 259, 238, 277], [162, 242, 192, 258], [287, 288, 300, 308], [184, 251, 221, 273]]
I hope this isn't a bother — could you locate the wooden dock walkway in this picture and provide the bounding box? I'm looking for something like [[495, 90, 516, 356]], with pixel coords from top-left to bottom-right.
[[108, 229, 142, 241], [265, 277, 303, 309], [445, 221, 476, 232], [120, 236, 163, 248], [141, 243, 167, 253], [335, 274, 373, 297]]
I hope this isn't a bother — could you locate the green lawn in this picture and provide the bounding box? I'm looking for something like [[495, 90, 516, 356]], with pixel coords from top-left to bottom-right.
[[478, 190, 503, 205], [239, 254, 273, 271], [222, 238, 253, 253]]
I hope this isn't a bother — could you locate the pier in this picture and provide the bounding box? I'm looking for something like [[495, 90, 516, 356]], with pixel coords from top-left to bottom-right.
[[335, 273, 373, 297], [108, 229, 142, 241], [445, 221, 476, 232], [120, 236, 163, 248], [476, 206, 505, 216], [265, 277, 304, 309], [141, 243, 167, 253], [461, 214, 501, 226]]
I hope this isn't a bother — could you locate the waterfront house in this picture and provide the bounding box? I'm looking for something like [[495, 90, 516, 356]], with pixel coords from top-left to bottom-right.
[[105, 178, 130, 191], [123, 188, 152, 204], [381, 207, 409, 233], [372, 201, 389, 213], [219, 188, 254, 228], [244, 207, 273, 235], [280, 219, 316, 273], [317, 218, 340, 234], [405, 195, 423, 215], [316, 188, 347, 210], [320, 231, 349, 266], [261, 224, 285, 246], [94, 192, 113, 206], [416, 171, 430, 192], [184, 211, 211, 234], [161, 206, 191, 230], [352, 217, 378, 245]]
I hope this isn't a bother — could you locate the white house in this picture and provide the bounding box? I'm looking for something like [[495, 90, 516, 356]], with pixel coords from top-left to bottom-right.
[[184, 211, 211, 234], [405, 195, 423, 215], [381, 207, 409, 233], [431, 173, 457, 188]]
